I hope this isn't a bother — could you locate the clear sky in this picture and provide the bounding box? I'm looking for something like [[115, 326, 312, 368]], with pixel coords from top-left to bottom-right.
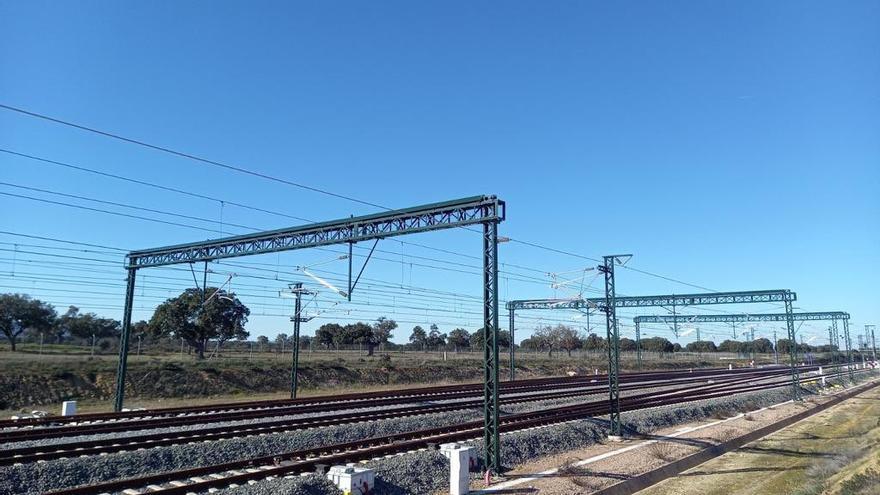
[[1, 1, 878, 346]]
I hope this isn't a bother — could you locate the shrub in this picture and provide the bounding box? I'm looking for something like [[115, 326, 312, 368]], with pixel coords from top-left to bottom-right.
[[646, 441, 676, 462]]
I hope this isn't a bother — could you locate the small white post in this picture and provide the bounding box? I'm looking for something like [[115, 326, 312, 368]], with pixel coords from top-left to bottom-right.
[[440, 443, 474, 495], [61, 401, 77, 416], [728, 364, 733, 370]]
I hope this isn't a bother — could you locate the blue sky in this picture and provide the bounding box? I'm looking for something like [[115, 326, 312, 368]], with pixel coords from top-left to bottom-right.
[[1, 1, 878, 346]]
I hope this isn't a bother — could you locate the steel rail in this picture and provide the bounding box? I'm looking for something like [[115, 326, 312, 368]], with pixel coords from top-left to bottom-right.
[[0, 365, 766, 429], [0, 365, 805, 436], [0, 366, 813, 443], [0, 369, 804, 464], [44, 370, 865, 495]]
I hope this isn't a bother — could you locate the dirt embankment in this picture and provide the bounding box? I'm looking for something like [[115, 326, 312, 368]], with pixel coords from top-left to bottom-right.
[[0, 358, 581, 411], [0, 353, 718, 412]]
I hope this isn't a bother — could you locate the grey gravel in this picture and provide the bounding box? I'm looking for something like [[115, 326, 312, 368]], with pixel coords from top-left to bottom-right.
[[5, 371, 871, 495], [218, 474, 341, 495]]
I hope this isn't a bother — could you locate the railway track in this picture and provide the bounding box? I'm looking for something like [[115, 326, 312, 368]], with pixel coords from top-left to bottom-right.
[[0, 366, 820, 446], [0, 368, 806, 465], [43, 368, 866, 495], [0, 365, 812, 440]]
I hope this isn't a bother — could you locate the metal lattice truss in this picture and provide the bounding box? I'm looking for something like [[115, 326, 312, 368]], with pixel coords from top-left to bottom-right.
[[633, 311, 849, 325], [127, 196, 506, 268], [506, 289, 796, 311], [507, 288, 804, 402]]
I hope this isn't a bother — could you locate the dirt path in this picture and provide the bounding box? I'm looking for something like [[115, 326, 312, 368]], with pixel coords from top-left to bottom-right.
[[636, 385, 880, 495]]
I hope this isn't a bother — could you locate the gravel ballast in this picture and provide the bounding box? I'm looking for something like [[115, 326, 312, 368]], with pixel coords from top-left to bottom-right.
[[3, 372, 865, 495]]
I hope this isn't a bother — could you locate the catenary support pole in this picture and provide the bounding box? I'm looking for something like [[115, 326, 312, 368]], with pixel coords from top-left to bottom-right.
[[773, 330, 778, 365], [867, 325, 876, 362], [784, 291, 801, 400], [286, 282, 315, 399], [509, 308, 515, 381], [844, 318, 854, 381], [113, 267, 137, 412], [635, 320, 642, 370], [482, 220, 501, 474], [291, 283, 303, 399], [599, 254, 628, 437], [828, 326, 835, 367]]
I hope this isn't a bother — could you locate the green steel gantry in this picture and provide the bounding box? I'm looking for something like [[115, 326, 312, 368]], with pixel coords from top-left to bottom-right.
[[112, 195, 508, 473], [506, 288, 799, 435], [634, 311, 852, 385]]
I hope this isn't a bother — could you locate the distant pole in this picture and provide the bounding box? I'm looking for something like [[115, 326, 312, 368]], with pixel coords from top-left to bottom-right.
[[136, 334, 142, 356], [90, 334, 96, 356], [773, 330, 778, 365], [844, 319, 854, 381], [868, 325, 877, 361], [635, 320, 642, 371], [39, 332, 44, 355], [288, 282, 315, 399], [180, 338, 185, 357], [509, 308, 516, 381], [750, 327, 756, 362], [828, 326, 835, 367]]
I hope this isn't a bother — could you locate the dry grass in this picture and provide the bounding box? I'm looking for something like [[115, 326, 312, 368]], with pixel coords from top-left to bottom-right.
[[646, 441, 677, 462], [743, 413, 756, 421], [712, 428, 738, 443], [558, 458, 604, 491]]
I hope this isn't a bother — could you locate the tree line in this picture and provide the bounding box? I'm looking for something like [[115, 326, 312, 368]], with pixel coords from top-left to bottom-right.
[[2, 292, 843, 358]]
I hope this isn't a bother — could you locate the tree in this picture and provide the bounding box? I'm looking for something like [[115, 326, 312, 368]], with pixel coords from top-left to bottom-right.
[[582, 333, 606, 351], [641, 336, 674, 353], [447, 328, 471, 352], [55, 306, 120, 342], [619, 337, 637, 352], [718, 340, 744, 353], [370, 317, 397, 355], [409, 325, 427, 350], [315, 323, 344, 348], [469, 328, 511, 349], [256, 335, 269, 351], [532, 326, 556, 357], [427, 324, 447, 348], [776, 338, 796, 355], [0, 294, 56, 351], [553, 325, 582, 357], [275, 333, 289, 350], [751, 337, 774, 354], [149, 287, 250, 359], [344, 322, 374, 349], [685, 340, 717, 353]]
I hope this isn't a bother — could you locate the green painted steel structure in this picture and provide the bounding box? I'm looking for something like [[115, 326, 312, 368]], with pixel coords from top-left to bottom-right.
[[599, 255, 628, 436], [506, 288, 800, 434], [112, 195, 507, 472]]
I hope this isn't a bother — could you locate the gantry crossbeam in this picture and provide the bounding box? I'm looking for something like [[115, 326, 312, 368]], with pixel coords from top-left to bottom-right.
[[114, 195, 507, 474]]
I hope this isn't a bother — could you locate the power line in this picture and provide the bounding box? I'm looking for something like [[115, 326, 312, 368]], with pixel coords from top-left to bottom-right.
[[0, 104, 387, 209], [1, 108, 719, 293], [0, 148, 312, 224], [0, 191, 223, 234], [0, 181, 260, 232]]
